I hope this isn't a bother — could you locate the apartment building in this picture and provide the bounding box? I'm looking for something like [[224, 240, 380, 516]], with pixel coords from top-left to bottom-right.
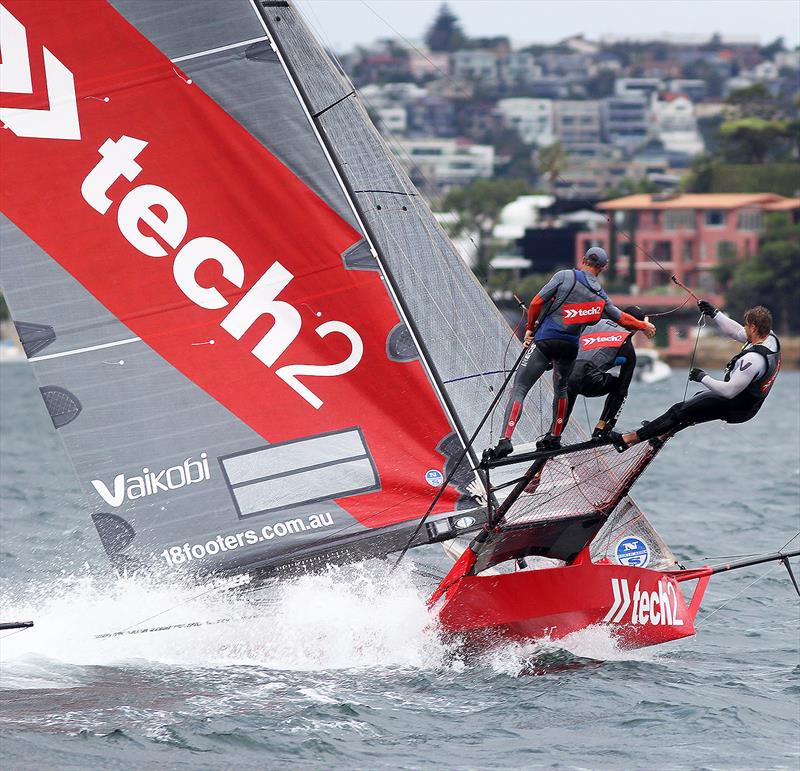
[[575, 193, 800, 291]]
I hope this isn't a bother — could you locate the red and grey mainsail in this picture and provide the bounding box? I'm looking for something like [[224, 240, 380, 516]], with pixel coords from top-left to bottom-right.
[[0, 0, 671, 577], [0, 0, 483, 575]]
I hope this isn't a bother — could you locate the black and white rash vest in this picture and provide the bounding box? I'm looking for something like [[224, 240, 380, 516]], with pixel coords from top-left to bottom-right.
[[721, 333, 781, 421]]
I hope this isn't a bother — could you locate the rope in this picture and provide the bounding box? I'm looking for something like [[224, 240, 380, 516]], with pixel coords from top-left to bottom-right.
[[697, 563, 781, 628], [682, 314, 705, 401]]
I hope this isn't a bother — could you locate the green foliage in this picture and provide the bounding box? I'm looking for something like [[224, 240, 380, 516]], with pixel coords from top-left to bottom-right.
[[717, 117, 796, 164], [684, 158, 800, 195], [585, 68, 617, 99], [425, 3, 466, 52], [712, 241, 738, 290], [535, 142, 569, 188], [491, 128, 536, 183], [724, 213, 800, 333], [441, 178, 533, 277], [604, 177, 659, 199], [725, 84, 782, 119]]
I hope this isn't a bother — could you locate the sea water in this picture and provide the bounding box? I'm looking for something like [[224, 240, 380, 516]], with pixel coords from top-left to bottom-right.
[[1, 362, 798, 769]]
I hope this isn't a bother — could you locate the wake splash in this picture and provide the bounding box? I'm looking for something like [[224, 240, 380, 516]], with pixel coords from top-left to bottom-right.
[[0, 561, 452, 681], [1, 561, 662, 685]]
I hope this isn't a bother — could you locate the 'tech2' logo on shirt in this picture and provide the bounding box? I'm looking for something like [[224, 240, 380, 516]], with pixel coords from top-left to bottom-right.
[[562, 301, 604, 325], [581, 331, 626, 351]]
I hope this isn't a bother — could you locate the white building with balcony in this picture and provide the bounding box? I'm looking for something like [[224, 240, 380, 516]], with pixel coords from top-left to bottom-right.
[[496, 98, 555, 146], [652, 94, 705, 157], [451, 50, 497, 84], [394, 139, 495, 191]]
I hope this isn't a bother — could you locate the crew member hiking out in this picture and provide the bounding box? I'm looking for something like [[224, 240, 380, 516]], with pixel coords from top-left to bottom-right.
[[564, 305, 648, 441], [492, 248, 656, 459], [614, 303, 780, 450]]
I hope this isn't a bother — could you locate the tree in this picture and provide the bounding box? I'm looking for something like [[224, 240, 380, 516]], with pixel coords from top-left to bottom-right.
[[441, 178, 532, 278], [425, 3, 466, 53], [535, 142, 569, 190], [725, 84, 782, 120], [718, 117, 792, 163], [724, 213, 800, 334]]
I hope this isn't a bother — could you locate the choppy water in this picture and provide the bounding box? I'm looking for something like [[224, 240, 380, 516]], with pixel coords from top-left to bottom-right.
[[1, 362, 799, 769]]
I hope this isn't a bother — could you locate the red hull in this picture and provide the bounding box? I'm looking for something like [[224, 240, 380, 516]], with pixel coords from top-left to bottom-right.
[[432, 554, 710, 650]]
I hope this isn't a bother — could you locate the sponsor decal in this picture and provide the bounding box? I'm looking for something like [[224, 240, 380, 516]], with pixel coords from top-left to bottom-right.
[[615, 536, 650, 567], [562, 301, 604, 325], [581, 331, 626, 351], [603, 577, 684, 627], [0, 4, 80, 140], [761, 355, 781, 394], [160, 512, 335, 567], [425, 469, 444, 487], [91, 454, 211, 507], [454, 515, 476, 529]]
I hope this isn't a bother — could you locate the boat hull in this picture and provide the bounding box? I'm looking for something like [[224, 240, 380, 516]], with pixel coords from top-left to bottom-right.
[[434, 559, 707, 650]]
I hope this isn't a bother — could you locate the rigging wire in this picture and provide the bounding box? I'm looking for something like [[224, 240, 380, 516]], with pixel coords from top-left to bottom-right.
[[682, 314, 706, 401], [393, 342, 531, 569]]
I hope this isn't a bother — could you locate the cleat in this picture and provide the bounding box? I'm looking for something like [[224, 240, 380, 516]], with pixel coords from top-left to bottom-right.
[[492, 438, 513, 460]]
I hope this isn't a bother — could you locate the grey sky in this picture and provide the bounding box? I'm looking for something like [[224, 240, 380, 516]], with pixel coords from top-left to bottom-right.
[[298, 0, 800, 52]]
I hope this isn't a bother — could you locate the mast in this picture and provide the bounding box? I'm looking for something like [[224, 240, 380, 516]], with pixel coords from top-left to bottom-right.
[[250, 0, 483, 478]]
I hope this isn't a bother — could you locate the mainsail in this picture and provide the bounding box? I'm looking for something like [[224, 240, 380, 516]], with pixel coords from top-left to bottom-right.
[[0, 0, 483, 575], [0, 0, 672, 579]]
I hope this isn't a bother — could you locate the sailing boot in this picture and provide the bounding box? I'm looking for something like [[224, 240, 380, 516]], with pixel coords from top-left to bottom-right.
[[609, 431, 629, 453], [492, 437, 513, 460], [536, 433, 561, 451]]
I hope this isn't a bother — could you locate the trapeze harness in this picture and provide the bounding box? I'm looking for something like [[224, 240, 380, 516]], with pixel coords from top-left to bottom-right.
[[719, 333, 782, 422], [636, 334, 781, 441]]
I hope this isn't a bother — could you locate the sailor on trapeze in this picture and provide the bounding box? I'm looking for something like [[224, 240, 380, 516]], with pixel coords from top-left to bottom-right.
[[614, 302, 780, 450], [563, 305, 649, 440], [492, 247, 655, 459]]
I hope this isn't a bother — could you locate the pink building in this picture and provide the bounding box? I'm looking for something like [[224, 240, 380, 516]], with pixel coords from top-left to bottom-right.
[[575, 193, 800, 292]]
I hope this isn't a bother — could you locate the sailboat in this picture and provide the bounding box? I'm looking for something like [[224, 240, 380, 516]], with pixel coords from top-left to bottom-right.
[[0, 0, 796, 651]]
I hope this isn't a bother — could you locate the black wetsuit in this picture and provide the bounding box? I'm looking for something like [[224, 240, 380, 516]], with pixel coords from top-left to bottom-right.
[[637, 316, 781, 441], [564, 320, 637, 433]]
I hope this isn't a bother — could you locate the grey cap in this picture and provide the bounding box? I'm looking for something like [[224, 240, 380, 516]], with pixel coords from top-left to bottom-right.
[[583, 246, 609, 267]]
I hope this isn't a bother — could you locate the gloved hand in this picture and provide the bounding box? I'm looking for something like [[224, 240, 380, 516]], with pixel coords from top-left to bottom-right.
[[592, 424, 609, 441], [697, 299, 718, 318], [689, 367, 707, 382]]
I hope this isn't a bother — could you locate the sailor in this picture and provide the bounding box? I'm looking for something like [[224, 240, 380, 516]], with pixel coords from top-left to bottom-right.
[[492, 248, 656, 459], [563, 305, 648, 440], [615, 303, 781, 449]]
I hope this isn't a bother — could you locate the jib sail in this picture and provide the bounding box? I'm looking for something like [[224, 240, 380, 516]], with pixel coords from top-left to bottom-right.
[[475, 442, 676, 574], [0, 0, 485, 576]]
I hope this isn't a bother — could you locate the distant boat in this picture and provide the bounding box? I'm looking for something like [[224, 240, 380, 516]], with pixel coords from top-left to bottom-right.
[[635, 349, 672, 383], [0, 339, 25, 363]]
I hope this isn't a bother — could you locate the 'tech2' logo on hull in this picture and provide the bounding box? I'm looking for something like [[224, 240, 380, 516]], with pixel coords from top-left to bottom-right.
[[603, 577, 685, 627], [562, 301, 604, 325]]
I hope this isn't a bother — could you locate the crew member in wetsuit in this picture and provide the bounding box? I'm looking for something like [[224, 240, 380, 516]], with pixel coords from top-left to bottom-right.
[[615, 303, 780, 450], [492, 248, 656, 458], [564, 305, 647, 440]]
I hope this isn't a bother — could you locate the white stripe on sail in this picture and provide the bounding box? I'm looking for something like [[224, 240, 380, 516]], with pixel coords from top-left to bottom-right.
[[29, 336, 141, 362], [171, 36, 270, 64]]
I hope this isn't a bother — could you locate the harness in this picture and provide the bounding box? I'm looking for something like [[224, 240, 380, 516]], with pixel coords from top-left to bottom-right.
[[723, 332, 781, 420]]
